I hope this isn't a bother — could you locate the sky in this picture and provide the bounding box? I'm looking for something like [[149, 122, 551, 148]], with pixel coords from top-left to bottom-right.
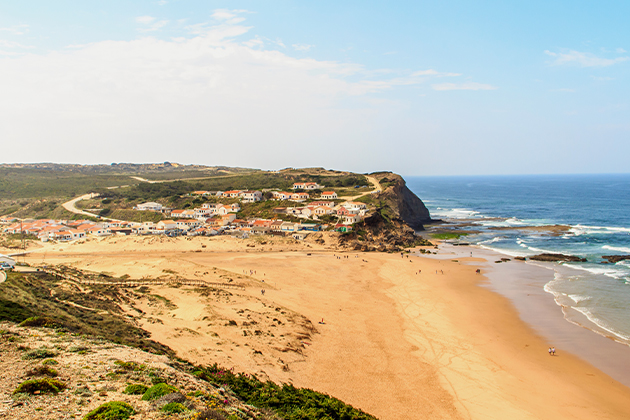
[[0, 1, 628, 176]]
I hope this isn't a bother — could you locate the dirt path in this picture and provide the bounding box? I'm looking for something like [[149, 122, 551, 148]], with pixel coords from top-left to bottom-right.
[[61, 193, 101, 218]]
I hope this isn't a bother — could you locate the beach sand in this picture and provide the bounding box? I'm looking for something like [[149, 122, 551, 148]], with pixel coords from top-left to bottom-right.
[[14, 235, 630, 419]]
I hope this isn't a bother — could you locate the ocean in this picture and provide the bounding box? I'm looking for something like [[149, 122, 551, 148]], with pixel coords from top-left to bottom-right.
[[406, 174, 630, 346]]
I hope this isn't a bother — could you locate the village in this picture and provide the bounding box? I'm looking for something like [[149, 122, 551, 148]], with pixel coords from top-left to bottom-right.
[[0, 182, 372, 242]]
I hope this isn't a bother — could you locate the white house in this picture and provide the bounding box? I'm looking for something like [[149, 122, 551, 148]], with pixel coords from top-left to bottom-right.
[[240, 191, 262, 203], [157, 220, 177, 231], [292, 182, 322, 190], [342, 214, 362, 225], [272, 191, 292, 200], [321, 191, 338, 200], [134, 202, 164, 212]]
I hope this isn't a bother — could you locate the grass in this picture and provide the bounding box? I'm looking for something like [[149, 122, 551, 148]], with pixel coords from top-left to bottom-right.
[[14, 378, 67, 395], [142, 383, 178, 401], [194, 364, 377, 420], [83, 401, 135, 420], [0, 270, 174, 356], [123, 384, 148, 395], [429, 232, 469, 240]]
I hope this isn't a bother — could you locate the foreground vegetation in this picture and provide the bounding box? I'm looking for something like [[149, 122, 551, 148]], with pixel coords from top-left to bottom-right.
[[0, 266, 380, 419]]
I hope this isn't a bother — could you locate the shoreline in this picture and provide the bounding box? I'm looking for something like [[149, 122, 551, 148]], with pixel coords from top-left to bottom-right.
[[426, 243, 630, 389], [10, 236, 630, 419]]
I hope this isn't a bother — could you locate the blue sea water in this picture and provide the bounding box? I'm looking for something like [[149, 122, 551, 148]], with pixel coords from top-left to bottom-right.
[[406, 174, 630, 345]]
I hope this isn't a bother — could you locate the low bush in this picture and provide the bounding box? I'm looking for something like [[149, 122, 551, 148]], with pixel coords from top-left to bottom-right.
[[14, 378, 66, 395], [141, 383, 178, 401], [123, 384, 148, 395], [22, 348, 57, 360], [197, 410, 227, 420], [160, 402, 188, 413], [113, 360, 145, 372], [19, 316, 59, 328], [42, 359, 59, 365], [83, 401, 135, 420], [26, 366, 58, 377]]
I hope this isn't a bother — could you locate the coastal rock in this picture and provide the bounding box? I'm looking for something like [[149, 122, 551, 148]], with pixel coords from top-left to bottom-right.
[[370, 173, 432, 230], [529, 253, 586, 263], [601, 255, 630, 264]]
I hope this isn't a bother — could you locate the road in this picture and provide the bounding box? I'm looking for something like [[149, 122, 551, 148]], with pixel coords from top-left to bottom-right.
[[62, 172, 384, 218], [62, 193, 102, 218]]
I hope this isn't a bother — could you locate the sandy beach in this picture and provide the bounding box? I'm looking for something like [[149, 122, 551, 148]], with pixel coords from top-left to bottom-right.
[[11, 235, 630, 419]]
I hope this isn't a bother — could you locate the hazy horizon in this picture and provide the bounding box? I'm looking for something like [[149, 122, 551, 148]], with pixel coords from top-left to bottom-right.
[[1, 1, 628, 176]]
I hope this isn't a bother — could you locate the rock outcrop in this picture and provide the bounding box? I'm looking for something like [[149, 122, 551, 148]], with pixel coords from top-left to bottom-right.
[[529, 253, 587, 262], [370, 173, 432, 230], [602, 255, 630, 263]]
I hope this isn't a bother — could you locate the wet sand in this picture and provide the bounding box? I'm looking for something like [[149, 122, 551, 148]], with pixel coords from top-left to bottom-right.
[[430, 244, 630, 388]]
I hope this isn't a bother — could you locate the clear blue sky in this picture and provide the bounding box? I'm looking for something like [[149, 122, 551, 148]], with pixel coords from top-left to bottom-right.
[[1, 1, 628, 175]]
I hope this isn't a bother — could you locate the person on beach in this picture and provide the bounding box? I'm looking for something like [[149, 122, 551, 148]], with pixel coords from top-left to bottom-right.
[[552, 347, 556, 356], [549, 347, 552, 356]]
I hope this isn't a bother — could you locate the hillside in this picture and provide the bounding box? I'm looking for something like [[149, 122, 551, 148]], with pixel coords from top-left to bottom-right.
[[0, 268, 378, 420]]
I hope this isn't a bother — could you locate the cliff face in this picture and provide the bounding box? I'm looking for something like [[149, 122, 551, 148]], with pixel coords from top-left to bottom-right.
[[337, 173, 433, 251], [373, 173, 432, 231]]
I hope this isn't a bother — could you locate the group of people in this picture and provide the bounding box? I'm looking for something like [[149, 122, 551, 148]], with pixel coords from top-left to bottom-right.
[[548, 346, 556, 356]]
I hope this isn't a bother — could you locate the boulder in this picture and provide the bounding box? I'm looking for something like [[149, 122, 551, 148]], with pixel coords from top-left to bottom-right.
[[529, 253, 586, 263]]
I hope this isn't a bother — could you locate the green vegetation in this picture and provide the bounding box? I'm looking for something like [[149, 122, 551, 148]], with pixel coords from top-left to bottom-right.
[[142, 383, 178, 401], [26, 365, 59, 377], [194, 364, 377, 420], [429, 232, 469, 240], [123, 384, 148, 395], [0, 271, 173, 356], [14, 378, 67, 395], [42, 358, 59, 365], [83, 401, 135, 420], [161, 402, 188, 413], [22, 348, 58, 360]]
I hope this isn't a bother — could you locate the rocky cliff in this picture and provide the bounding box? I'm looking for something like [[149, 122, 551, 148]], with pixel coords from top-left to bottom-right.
[[337, 173, 433, 251], [371, 172, 432, 230]]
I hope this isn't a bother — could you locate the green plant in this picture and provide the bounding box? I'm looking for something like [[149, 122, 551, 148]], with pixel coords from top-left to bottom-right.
[[19, 316, 58, 328], [196, 364, 377, 420], [141, 383, 178, 401], [22, 348, 57, 360], [123, 383, 148, 395], [160, 402, 188, 413], [42, 358, 59, 365], [13, 378, 66, 395], [83, 401, 135, 420], [114, 360, 146, 372], [26, 366, 58, 377]]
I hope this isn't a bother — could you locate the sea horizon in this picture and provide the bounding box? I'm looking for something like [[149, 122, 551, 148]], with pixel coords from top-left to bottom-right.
[[406, 173, 630, 348]]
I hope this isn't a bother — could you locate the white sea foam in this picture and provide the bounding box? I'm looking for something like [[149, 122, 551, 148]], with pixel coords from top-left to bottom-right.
[[602, 245, 630, 253], [570, 224, 630, 236], [569, 307, 630, 343], [561, 263, 628, 280], [477, 236, 505, 245], [568, 294, 592, 304], [476, 244, 523, 257]]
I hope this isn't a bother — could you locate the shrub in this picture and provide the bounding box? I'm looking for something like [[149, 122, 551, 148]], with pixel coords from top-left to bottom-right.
[[19, 316, 58, 328], [42, 359, 59, 365], [14, 378, 66, 395], [26, 366, 58, 377], [113, 360, 145, 372], [197, 410, 227, 420], [22, 348, 57, 360], [160, 402, 188, 413], [123, 384, 148, 395], [83, 401, 135, 420], [141, 383, 178, 401]]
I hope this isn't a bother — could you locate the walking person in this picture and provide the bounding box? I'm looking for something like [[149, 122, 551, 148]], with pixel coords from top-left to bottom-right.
[[548, 347, 552, 356], [552, 347, 556, 356]]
